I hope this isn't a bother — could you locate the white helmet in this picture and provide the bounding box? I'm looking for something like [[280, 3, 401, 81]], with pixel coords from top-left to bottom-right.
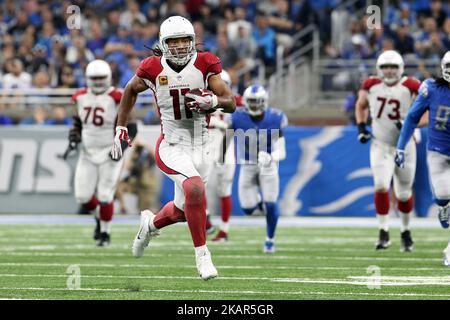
[[86, 59, 111, 94], [243, 85, 268, 116], [159, 16, 195, 66], [441, 51, 450, 82], [376, 50, 404, 85], [220, 70, 231, 87]]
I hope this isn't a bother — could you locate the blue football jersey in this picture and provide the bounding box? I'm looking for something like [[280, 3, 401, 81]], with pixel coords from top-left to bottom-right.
[[229, 107, 288, 163], [397, 78, 450, 156]]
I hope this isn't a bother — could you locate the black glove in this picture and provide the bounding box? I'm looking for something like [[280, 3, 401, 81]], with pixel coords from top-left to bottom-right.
[[68, 128, 81, 144], [357, 123, 371, 144]]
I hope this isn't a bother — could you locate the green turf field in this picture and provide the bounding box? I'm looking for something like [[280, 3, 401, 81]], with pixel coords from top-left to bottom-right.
[[0, 222, 449, 300]]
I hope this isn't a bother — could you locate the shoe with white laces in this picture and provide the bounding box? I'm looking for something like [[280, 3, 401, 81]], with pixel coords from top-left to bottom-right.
[[196, 248, 218, 280], [132, 210, 160, 258], [438, 205, 450, 229], [443, 244, 450, 267]]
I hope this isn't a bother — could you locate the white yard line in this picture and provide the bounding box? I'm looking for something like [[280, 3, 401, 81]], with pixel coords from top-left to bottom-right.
[[2, 273, 450, 287], [0, 262, 445, 271], [0, 251, 443, 261], [0, 286, 450, 298]]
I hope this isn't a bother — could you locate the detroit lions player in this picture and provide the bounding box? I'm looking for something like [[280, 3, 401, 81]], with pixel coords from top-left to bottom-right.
[[228, 85, 287, 253], [395, 51, 450, 266]]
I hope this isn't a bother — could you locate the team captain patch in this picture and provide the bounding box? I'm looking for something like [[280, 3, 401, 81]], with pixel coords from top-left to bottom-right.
[[158, 75, 168, 85]]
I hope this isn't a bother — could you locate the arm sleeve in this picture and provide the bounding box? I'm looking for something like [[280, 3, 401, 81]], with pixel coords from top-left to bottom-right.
[[397, 81, 430, 150]]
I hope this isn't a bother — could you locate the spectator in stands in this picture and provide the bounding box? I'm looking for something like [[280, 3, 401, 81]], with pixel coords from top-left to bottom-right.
[[87, 20, 107, 58], [230, 23, 257, 71], [66, 35, 95, 67], [57, 64, 78, 88], [141, 22, 159, 51], [228, 6, 252, 41], [443, 18, 450, 49], [415, 17, 444, 58], [421, 30, 448, 59], [341, 34, 371, 60], [1, 58, 32, 90], [393, 21, 416, 56], [252, 11, 277, 69], [36, 22, 57, 57], [120, 0, 147, 27], [130, 20, 148, 59], [32, 71, 50, 89], [213, 32, 242, 80], [46, 106, 72, 125], [8, 11, 29, 42], [428, 0, 447, 29], [0, 35, 16, 67], [20, 106, 49, 125], [106, 10, 122, 37], [104, 24, 134, 66], [193, 21, 217, 52], [29, 44, 50, 74]]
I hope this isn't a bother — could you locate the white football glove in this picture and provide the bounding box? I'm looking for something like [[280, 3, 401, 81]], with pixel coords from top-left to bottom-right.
[[110, 126, 131, 161], [185, 89, 218, 113], [258, 151, 272, 167]]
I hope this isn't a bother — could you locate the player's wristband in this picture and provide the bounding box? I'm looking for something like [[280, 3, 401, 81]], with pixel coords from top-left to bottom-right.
[[357, 122, 367, 133]]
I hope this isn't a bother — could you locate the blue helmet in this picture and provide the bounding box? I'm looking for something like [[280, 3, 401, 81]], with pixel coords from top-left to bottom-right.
[[243, 85, 268, 116]]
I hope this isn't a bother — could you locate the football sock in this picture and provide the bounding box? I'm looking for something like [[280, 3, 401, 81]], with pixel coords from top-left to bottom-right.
[[100, 202, 113, 221], [375, 191, 390, 231], [220, 222, 229, 233], [398, 197, 413, 232], [220, 196, 232, 223], [265, 202, 279, 239], [84, 195, 99, 211], [100, 220, 111, 234], [153, 201, 186, 230], [99, 202, 113, 233], [183, 176, 207, 247], [242, 205, 258, 215]]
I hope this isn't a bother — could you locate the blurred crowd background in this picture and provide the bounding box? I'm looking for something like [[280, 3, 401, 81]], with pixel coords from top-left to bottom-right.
[[0, 0, 449, 125]]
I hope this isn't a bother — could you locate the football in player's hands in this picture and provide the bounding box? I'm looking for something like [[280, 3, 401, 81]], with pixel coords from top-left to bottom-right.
[[185, 88, 218, 114]]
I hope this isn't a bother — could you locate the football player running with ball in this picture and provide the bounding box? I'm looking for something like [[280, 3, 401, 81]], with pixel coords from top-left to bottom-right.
[[227, 85, 287, 253], [110, 16, 235, 280], [355, 50, 422, 252], [395, 51, 450, 265], [70, 59, 137, 247]]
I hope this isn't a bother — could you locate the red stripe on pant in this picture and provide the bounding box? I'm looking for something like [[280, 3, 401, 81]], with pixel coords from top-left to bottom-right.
[[155, 135, 182, 175]]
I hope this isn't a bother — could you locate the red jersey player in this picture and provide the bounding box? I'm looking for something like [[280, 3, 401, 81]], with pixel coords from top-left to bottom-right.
[[110, 16, 235, 280]]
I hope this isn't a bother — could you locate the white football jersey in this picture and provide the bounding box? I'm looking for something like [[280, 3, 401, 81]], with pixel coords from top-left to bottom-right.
[[363, 76, 421, 146], [137, 52, 222, 146], [72, 87, 122, 162]]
